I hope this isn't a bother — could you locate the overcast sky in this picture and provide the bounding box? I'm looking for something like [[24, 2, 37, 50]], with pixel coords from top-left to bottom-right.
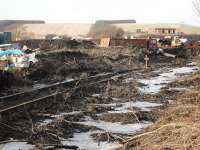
[[0, 0, 200, 26]]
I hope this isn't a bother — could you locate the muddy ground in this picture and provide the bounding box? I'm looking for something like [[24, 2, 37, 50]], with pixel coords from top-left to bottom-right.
[[0, 47, 199, 150]]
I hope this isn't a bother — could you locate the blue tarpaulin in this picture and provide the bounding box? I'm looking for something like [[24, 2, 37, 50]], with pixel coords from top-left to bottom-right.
[[0, 49, 24, 56], [0, 50, 5, 56]]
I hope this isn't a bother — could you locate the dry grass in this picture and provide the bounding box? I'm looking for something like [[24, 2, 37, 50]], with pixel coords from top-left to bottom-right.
[[168, 71, 200, 88], [122, 105, 200, 150], [130, 123, 200, 150], [120, 73, 200, 150], [178, 90, 200, 105]]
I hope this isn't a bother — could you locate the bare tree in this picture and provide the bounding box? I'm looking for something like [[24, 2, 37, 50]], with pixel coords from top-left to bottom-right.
[[193, 0, 200, 16]]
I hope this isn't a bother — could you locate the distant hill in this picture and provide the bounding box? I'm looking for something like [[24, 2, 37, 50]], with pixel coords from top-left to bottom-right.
[[0, 20, 45, 31], [96, 19, 136, 25], [24, 23, 200, 38], [2, 22, 200, 40], [24, 23, 92, 38]]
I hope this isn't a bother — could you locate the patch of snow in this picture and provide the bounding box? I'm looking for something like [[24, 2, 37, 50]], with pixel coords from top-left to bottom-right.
[[92, 94, 102, 97], [126, 101, 162, 111], [51, 111, 82, 118], [64, 78, 74, 82], [187, 62, 197, 66], [38, 111, 82, 126], [111, 73, 128, 80], [168, 100, 174, 104], [60, 78, 74, 84], [112, 97, 121, 101], [107, 102, 133, 113], [33, 84, 46, 89], [94, 101, 162, 114], [39, 119, 53, 126], [106, 101, 162, 113], [78, 117, 151, 134], [0, 142, 34, 150], [62, 131, 121, 150], [138, 65, 199, 94]]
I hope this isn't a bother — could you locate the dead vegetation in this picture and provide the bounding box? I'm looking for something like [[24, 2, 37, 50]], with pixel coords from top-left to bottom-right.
[[169, 71, 200, 88], [0, 44, 199, 149], [120, 71, 200, 150]]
